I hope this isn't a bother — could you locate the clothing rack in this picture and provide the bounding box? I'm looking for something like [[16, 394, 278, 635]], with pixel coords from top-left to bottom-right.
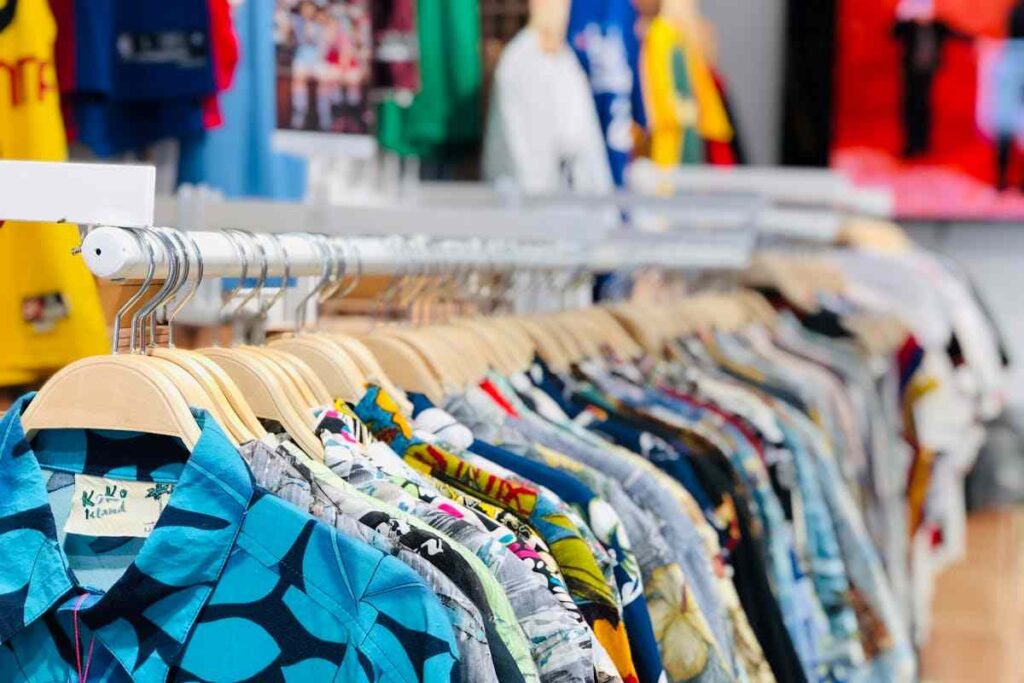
[[0, 161, 994, 683], [72, 163, 760, 280], [0, 159, 778, 280], [81, 222, 757, 281]]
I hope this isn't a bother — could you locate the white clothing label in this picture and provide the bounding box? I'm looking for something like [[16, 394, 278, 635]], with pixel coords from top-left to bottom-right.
[[65, 475, 175, 538]]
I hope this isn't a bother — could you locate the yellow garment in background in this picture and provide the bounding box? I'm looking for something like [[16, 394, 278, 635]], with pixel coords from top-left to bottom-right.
[[640, 15, 733, 169], [676, 25, 733, 144], [0, 0, 107, 385], [640, 16, 689, 168]]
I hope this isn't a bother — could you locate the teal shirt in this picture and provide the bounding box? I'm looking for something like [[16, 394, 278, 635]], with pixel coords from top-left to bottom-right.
[[0, 394, 460, 682]]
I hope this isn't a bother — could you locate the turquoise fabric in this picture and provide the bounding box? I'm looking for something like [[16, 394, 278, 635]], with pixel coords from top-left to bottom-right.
[[0, 393, 459, 682]]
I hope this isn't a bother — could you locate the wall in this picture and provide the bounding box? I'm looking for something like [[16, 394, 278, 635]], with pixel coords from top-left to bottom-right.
[[701, 0, 787, 165]]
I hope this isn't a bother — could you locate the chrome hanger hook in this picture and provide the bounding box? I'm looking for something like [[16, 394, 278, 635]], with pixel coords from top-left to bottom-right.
[[258, 232, 292, 321], [330, 237, 362, 302], [218, 228, 250, 326], [130, 230, 170, 352], [160, 228, 191, 345], [294, 232, 332, 331], [111, 228, 158, 355], [224, 229, 269, 332], [164, 229, 205, 348], [133, 228, 184, 352], [318, 236, 348, 304], [372, 235, 411, 328]]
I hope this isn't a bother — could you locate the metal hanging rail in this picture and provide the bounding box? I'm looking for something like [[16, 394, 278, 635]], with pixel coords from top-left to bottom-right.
[[0, 159, 759, 280], [81, 226, 757, 281]]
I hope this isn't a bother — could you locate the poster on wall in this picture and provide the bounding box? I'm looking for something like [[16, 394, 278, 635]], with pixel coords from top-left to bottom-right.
[[833, 0, 1024, 219], [273, 0, 376, 156]]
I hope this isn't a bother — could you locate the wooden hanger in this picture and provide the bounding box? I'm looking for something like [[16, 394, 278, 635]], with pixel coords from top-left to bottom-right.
[[272, 234, 378, 403], [607, 304, 664, 355], [510, 317, 571, 373], [374, 327, 458, 389], [326, 334, 378, 387], [359, 334, 446, 404], [144, 355, 242, 448], [143, 228, 260, 445], [244, 347, 315, 406], [270, 335, 364, 402], [247, 346, 332, 406], [195, 230, 324, 458], [415, 324, 486, 388], [533, 314, 587, 363], [150, 347, 252, 444], [24, 229, 242, 451], [200, 347, 325, 459], [325, 333, 415, 412], [126, 230, 246, 446], [238, 348, 318, 423], [169, 348, 268, 440], [22, 355, 203, 449], [430, 322, 500, 378], [452, 319, 519, 375], [494, 317, 541, 372], [425, 325, 493, 384], [550, 312, 600, 360], [586, 308, 645, 359], [566, 311, 616, 359], [735, 289, 779, 327]]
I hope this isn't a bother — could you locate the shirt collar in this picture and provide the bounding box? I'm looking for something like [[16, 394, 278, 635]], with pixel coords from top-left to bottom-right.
[[0, 392, 254, 681]]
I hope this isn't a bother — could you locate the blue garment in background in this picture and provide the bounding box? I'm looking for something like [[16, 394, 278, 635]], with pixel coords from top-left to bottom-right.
[[568, 0, 644, 185], [178, 0, 307, 199], [74, 0, 216, 155]]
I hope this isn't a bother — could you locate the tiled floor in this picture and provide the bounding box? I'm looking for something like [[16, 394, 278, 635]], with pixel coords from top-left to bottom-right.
[[920, 507, 1024, 682]]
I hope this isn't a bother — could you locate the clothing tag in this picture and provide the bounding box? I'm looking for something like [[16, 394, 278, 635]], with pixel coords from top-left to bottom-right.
[[64, 475, 175, 538]]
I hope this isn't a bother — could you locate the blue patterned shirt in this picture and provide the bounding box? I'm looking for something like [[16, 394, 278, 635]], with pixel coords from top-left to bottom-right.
[[0, 393, 460, 682]]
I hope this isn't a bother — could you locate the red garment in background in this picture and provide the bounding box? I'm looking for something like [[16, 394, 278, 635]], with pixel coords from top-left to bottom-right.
[[706, 139, 735, 165], [833, 0, 1015, 187], [372, 0, 420, 94], [202, 0, 239, 129], [706, 70, 738, 165]]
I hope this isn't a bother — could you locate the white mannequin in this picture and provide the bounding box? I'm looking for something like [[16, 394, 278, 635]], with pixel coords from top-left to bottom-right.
[[483, 0, 614, 195]]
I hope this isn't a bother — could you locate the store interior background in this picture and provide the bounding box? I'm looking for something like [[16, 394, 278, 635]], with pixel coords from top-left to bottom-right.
[[715, 6, 1024, 674], [4, 0, 1024, 678], [700, 4, 1024, 677], [714, 0, 1024, 407]]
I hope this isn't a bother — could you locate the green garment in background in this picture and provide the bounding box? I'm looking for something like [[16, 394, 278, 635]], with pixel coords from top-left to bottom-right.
[[670, 47, 705, 165], [377, 0, 483, 157]]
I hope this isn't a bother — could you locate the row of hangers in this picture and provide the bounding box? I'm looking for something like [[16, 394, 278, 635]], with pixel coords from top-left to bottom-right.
[[22, 226, 786, 461]]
